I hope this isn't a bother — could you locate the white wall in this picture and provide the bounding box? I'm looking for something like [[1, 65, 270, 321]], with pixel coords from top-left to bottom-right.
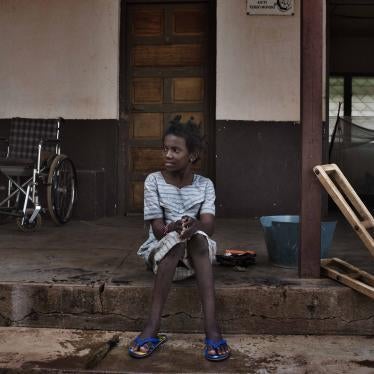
[[216, 0, 300, 121], [0, 0, 119, 119]]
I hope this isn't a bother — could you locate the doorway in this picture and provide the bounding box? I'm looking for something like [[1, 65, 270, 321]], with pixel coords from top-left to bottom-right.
[[122, 1, 216, 213]]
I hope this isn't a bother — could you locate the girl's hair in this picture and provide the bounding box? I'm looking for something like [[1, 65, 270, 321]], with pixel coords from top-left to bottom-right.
[[163, 116, 204, 161]]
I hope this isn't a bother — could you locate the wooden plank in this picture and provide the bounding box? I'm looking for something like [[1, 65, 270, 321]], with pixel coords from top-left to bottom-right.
[[132, 44, 204, 67], [132, 66, 204, 78], [320, 163, 373, 218], [314, 164, 374, 256], [320, 164, 336, 172], [323, 258, 374, 287], [321, 258, 374, 299], [361, 220, 374, 229], [129, 103, 205, 113], [299, 0, 323, 278]]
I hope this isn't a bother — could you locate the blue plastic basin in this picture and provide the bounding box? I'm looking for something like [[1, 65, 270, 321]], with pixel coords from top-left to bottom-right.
[[260, 215, 337, 268]]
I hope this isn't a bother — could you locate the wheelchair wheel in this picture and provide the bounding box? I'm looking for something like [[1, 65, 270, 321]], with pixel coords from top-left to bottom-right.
[[16, 213, 42, 232], [47, 155, 77, 225]]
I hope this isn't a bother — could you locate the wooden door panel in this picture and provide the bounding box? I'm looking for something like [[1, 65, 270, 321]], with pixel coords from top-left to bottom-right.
[[131, 10, 163, 36], [173, 11, 207, 35], [132, 44, 204, 67], [131, 148, 164, 173], [132, 78, 163, 104], [131, 113, 163, 139], [126, 2, 211, 212], [172, 77, 204, 103], [132, 182, 144, 210]]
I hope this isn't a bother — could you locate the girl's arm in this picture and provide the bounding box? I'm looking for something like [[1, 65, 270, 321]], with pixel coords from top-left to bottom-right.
[[150, 218, 183, 240], [179, 178, 215, 239]]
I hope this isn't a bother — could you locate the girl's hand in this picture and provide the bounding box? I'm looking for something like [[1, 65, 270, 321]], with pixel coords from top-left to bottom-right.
[[151, 218, 184, 240], [173, 219, 183, 234], [180, 215, 199, 239], [164, 219, 183, 235]]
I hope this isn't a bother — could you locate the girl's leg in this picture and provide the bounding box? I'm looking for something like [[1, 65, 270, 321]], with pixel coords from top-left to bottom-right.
[[187, 234, 229, 356], [131, 243, 185, 352]]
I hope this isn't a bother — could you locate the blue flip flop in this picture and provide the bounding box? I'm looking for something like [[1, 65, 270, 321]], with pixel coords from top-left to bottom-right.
[[128, 334, 167, 359], [204, 338, 231, 361]]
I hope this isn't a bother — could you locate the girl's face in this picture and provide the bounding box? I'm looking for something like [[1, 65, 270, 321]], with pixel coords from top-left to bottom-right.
[[162, 134, 194, 172]]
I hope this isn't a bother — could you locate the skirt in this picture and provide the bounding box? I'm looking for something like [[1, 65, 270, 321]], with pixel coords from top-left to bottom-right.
[[140, 230, 217, 281]]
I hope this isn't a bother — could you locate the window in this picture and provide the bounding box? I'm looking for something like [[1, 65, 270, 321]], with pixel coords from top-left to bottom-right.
[[328, 75, 374, 139], [352, 77, 374, 117]]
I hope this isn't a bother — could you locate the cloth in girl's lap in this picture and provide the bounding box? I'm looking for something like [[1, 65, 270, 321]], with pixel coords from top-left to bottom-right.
[[137, 171, 217, 281]]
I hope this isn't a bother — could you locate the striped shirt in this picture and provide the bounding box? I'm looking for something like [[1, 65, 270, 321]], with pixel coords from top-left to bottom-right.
[[137, 171, 216, 280], [143, 171, 215, 222]]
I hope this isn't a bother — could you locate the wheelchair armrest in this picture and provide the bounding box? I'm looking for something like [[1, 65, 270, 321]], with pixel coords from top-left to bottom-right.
[[39, 138, 60, 146]]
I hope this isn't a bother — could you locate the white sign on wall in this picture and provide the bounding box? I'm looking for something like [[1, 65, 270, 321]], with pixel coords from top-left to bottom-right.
[[247, 0, 294, 16]]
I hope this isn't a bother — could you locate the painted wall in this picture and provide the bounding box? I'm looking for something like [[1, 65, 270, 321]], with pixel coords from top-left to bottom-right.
[[0, 0, 119, 119], [215, 120, 300, 217], [216, 0, 300, 121]]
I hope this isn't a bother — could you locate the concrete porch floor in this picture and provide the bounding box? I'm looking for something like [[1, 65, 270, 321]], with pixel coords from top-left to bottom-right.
[[1, 213, 373, 283], [0, 214, 373, 335]]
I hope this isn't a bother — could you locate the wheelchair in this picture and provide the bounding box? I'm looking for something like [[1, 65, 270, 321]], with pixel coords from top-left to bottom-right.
[[0, 117, 77, 231]]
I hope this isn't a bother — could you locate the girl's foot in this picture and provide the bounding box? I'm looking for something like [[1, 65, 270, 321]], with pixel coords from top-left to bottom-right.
[[205, 331, 231, 361], [128, 334, 168, 359], [204, 337, 231, 361], [129, 324, 159, 354]]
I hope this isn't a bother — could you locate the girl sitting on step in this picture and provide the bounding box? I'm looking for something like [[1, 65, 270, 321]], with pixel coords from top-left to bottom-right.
[[128, 116, 230, 362]]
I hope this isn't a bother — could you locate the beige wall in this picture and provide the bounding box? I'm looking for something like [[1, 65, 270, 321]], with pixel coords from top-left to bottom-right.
[[0, 0, 119, 119], [216, 0, 301, 121], [0, 0, 326, 122]]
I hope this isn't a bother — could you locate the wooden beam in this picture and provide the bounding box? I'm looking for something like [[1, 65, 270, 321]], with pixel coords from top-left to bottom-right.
[[321, 258, 374, 299], [299, 0, 324, 278], [314, 164, 374, 256]]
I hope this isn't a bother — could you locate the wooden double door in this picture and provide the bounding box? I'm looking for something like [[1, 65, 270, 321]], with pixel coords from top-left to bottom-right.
[[125, 1, 214, 212]]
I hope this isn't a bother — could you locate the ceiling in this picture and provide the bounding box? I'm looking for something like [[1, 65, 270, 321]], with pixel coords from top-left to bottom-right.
[[329, 1, 374, 37]]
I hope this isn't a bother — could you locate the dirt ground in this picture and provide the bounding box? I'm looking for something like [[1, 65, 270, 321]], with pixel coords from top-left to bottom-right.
[[0, 327, 373, 373]]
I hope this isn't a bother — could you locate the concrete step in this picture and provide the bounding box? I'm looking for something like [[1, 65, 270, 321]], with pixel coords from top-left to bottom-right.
[[1, 216, 373, 336], [1, 327, 373, 373], [1, 278, 373, 335]]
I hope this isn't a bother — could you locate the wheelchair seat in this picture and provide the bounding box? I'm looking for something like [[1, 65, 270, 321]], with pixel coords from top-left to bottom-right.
[[0, 158, 34, 176], [0, 117, 77, 231]]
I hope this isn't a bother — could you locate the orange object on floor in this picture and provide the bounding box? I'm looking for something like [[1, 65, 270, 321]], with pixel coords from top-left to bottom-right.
[[224, 249, 256, 256]]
